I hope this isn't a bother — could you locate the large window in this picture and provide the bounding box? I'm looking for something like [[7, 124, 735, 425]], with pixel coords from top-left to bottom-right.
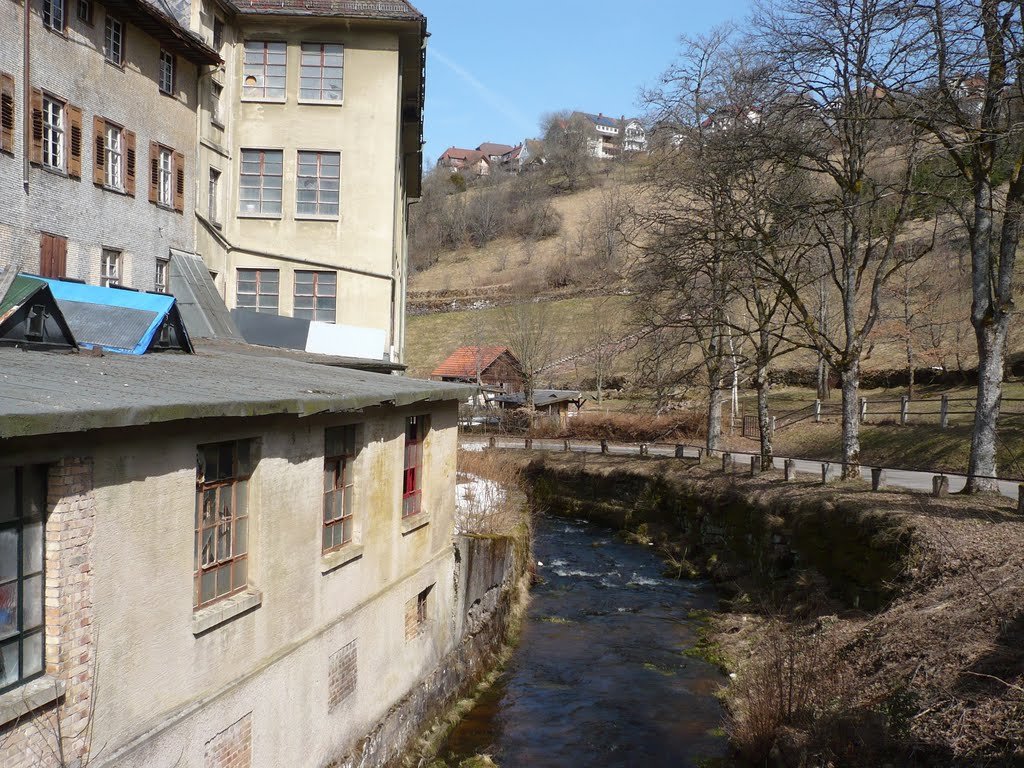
[[104, 122, 123, 189], [195, 441, 253, 609], [299, 43, 343, 102], [242, 41, 286, 100], [43, 0, 64, 31], [402, 416, 427, 518], [42, 96, 65, 171], [297, 151, 340, 218], [0, 466, 46, 695], [104, 15, 124, 66], [294, 270, 336, 323], [236, 268, 279, 314], [323, 426, 357, 553], [239, 149, 283, 215]]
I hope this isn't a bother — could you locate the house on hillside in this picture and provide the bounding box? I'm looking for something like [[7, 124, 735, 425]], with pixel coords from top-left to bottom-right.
[[431, 345, 525, 393], [573, 112, 647, 158], [438, 146, 486, 174], [476, 142, 515, 164], [499, 140, 545, 173], [491, 389, 585, 428]]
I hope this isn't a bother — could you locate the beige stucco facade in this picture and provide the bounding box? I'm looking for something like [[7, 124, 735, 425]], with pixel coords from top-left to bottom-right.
[[0, 392, 464, 768], [192, 5, 423, 362]]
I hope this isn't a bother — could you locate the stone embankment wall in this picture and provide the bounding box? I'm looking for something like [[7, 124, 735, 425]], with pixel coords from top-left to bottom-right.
[[332, 532, 529, 768], [526, 454, 916, 608]]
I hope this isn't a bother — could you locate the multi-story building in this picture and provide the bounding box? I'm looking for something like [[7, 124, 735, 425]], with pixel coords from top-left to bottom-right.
[[573, 111, 647, 159], [0, 0, 218, 290], [191, 0, 426, 362]]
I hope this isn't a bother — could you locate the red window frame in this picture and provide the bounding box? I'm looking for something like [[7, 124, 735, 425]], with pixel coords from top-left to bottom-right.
[[402, 415, 426, 518]]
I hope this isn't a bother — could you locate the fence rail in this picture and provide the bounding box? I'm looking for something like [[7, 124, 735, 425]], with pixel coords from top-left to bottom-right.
[[771, 394, 1024, 430]]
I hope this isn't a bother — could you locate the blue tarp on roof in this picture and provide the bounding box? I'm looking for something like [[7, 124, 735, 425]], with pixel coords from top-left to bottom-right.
[[39, 278, 186, 355]]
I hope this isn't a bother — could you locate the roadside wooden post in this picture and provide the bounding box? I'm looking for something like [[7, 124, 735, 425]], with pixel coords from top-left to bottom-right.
[[601, 440, 609, 454], [770, 416, 776, 436], [488, 436, 496, 449], [871, 467, 886, 491], [860, 397, 868, 423], [722, 452, 733, 473], [1018, 485, 1024, 515], [940, 395, 950, 429], [900, 395, 909, 425], [697, 447, 705, 463], [821, 462, 831, 485], [750, 456, 761, 476], [674, 444, 686, 458], [640, 443, 649, 456], [784, 459, 797, 481], [814, 399, 822, 423], [932, 475, 949, 497], [525, 438, 533, 450], [563, 439, 570, 452]]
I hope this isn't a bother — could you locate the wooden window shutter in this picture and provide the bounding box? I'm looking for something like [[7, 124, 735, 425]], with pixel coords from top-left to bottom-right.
[[54, 235, 67, 277], [124, 129, 136, 196], [39, 234, 52, 276], [92, 115, 105, 185], [0, 73, 14, 154], [148, 141, 159, 203], [39, 234, 67, 278], [67, 104, 83, 178], [29, 87, 43, 165], [173, 150, 185, 212]]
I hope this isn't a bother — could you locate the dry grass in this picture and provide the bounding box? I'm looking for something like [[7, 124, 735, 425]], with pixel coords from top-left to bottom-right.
[[529, 409, 705, 442], [456, 449, 526, 536]]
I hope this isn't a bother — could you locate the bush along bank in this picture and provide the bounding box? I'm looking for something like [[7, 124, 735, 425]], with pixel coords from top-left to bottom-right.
[[524, 452, 1024, 766]]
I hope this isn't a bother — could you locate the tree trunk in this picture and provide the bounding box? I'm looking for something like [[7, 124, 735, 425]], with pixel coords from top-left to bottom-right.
[[755, 371, 773, 470], [966, 320, 1008, 492], [707, 380, 723, 453], [840, 360, 861, 479]]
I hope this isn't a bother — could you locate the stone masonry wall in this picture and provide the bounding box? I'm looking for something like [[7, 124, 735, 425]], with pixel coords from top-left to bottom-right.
[[0, 457, 97, 767]]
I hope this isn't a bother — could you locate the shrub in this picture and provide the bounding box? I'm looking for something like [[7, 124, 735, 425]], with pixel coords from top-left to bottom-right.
[[528, 410, 705, 442]]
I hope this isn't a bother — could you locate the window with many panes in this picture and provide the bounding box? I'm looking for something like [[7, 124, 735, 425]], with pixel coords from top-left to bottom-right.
[[242, 41, 286, 100], [155, 257, 168, 294], [236, 268, 279, 314], [0, 466, 46, 695], [158, 147, 172, 206], [323, 426, 357, 553], [159, 50, 175, 95], [100, 248, 120, 287], [297, 151, 340, 218], [299, 43, 343, 102], [239, 149, 282, 215], [402, 416, 427, 518], [104, 122, 123, 189], [294, 270, 336, 323], [104, 16, 124, 66], [42, 96, 65, 171], [43, 0, 64, 31], [195, 440, 253, 609]]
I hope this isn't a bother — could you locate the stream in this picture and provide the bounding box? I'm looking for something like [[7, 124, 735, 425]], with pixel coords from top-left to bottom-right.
[[436, 513, 729, 767]]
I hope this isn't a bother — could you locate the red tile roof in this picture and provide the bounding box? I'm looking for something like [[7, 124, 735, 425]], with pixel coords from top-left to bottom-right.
[[432, 346, 515, 379], [232, 0, 423, 19]]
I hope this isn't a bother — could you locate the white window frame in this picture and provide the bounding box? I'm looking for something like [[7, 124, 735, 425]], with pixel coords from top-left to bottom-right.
[[242, 41, 287, 102], [155, 258, 168, 294], [104, 15, 124, 66], [42, 96, 65, 172], [43, 0, 64, 31], [104, 122, 123, 190], [296, 150, 340, 219], [159, 50, 175, 95], [100, 249, 121, 287], [158, 147, 172, 206], [299, 42, 344, 103]]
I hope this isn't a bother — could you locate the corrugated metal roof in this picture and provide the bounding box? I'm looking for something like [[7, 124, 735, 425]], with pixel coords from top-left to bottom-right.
[[0, 344, 473, 439], [0, 276, 46, 324], [168, 251, 242, 341], [41, 279, 179, 355]]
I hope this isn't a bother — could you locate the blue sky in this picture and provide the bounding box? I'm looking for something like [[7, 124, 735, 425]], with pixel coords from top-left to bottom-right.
[[414, 0, 752, 166]]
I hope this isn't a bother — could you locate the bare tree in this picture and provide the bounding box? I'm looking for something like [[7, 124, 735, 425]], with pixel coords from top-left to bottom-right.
[[900, 0, 1024, 491], [498, 289, 555, 408], [540, 110, 595, 191]]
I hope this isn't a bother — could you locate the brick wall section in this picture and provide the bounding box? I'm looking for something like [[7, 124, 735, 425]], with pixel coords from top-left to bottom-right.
[[328, 641, 358, 711], [404, 595, 420, 641], [0, 458, 97, 767], [205, 712, 253, 768]]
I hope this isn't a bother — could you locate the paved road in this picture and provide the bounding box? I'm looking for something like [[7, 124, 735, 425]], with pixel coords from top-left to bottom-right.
[[461, 436, 1022, 501]]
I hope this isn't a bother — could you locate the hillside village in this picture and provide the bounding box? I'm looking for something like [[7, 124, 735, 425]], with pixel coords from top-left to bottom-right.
[[1, 0, 1023, 767]]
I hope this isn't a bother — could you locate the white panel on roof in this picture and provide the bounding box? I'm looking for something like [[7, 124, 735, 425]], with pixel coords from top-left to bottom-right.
[[305, 322, 385, 360]]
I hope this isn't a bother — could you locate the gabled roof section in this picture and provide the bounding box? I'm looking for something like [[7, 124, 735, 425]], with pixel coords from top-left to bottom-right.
[[432, 346, 518, 379], [228, 0, 423, 19], [477, 142, 515, 157], [40, 278, 194, 355]]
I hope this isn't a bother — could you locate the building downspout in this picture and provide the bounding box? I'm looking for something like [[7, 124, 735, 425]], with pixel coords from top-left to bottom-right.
[[23, 0, 30, 190]]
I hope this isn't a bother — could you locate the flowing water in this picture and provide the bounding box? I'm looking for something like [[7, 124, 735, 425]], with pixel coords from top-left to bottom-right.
[[437, 513, 728, 768]]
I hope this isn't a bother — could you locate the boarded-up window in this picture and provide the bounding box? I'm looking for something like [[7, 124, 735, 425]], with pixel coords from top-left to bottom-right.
[[39, 233, 67, 279]]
